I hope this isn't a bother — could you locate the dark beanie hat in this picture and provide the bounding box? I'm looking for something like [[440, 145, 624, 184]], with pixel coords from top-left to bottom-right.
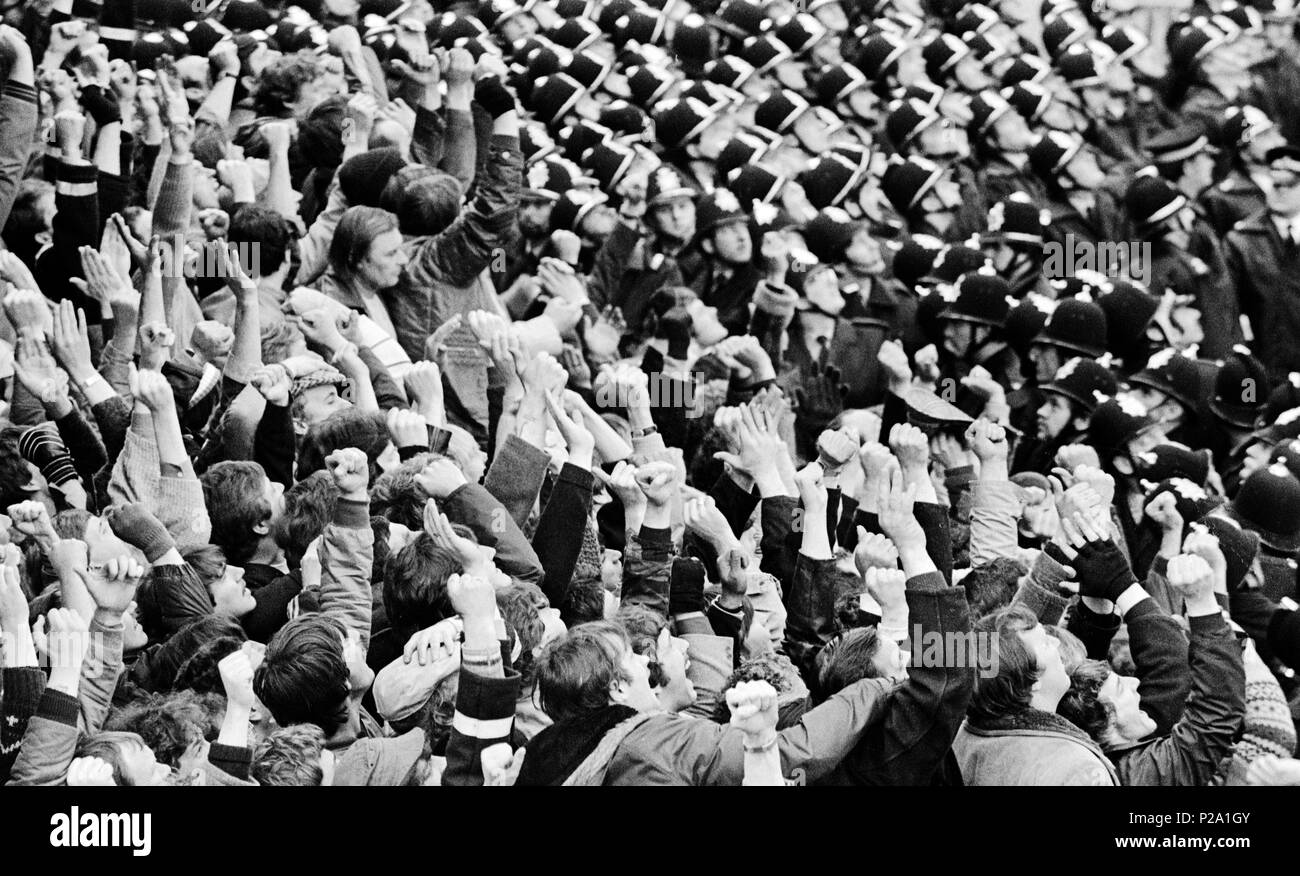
[[297, 95, 350, 171], [1133, 441, 1212, 486], [1198, 514, 1261, 593], [338, 148, 407, 208]]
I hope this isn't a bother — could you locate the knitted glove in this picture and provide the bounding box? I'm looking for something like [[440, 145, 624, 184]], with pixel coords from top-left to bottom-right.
[[105, 503, 176, 563], [668, 556, 706, 617], [18, 426, 78, 488], [1070, 537, 1136, 603], [474, 76, 516, 119], [78, 84, 122, 127]]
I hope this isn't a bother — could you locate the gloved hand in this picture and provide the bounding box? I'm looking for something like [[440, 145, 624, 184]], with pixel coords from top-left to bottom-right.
[[668, 556, 706, 617], [104, 502, 175, 563]]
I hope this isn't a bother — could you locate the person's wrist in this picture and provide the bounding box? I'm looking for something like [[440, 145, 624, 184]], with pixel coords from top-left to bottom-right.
[[1184, 593, 1220, 618], [977, 458, 1008, 481], [642, 501, 670, 528], [743, 729, 778, 752], [896, 542, 930, 570], [47, 668, 80, 697], [462, 616, 497, 647]]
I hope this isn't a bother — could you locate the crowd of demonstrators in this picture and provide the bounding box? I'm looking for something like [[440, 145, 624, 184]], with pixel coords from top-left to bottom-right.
[[1, 0, 1300, 790]]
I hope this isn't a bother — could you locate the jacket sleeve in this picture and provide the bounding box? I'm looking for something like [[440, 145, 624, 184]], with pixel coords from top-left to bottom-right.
[[0, 81, 38, 229], [969, 480, 1023, 567], [6, 689, 80, 786], [295, 181, 348, 286], [1123, 598, 1192, 737], [439, 107, 477, 192], [846, 572, 975, 785], [1010, 549, 1074, 625], [78, 614, 124, 737], [0, 667, 46, 784], [442, 667, 522, 787], [620, 525, 672, 620], [441, 482, 543, 585], [1118, 613, 1245, 787], [758, 495, 799, 590], [54, 406, 108, 510], [405, 133, 520, 289], [319, 497, 376, 651], [783, 554, 842, 681], [482, 434, 551, 528], [914, 501, 954, 586], [531, 463, 594, 608]]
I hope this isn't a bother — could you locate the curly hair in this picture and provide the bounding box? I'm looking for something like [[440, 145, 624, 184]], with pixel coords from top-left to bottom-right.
[[253, 724, 328, 786], [712, 653, 794, 722], [171, 636, 246, 695], [253, 53, 324, 118], [275, 470, 340, 564], [104, 690, 222, 769], [369, 451, 435, 528], [962, 557, 1028, 619], [496, 582, 548, 684], [1056, 658, 1119, 747]]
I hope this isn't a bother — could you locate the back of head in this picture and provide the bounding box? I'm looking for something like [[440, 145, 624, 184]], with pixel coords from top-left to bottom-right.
[[201, 461, 272, 565], [536, 620, 631, 723], [76, 732, 154, 786], [390, 167, 464, 237], [383, 533, 460, 638], [275, 470, 340, 565], [255, 614, 351, 736], [228, 204, 299, 278], [816, 626, 882, 701], [962, 557, 1028, 618], [253, 724, 328, 786]]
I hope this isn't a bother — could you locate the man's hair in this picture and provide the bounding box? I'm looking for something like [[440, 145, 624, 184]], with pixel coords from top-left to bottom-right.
[[253, 724, 328, 786], [388, 672, 460, 757], [536, 620, 633, 723], [4, 178, 53, 239], [369, 452, 434, 528], [104, 690, 218, 769], [228, 205, 298, 277], [496, 582, 548, 682], [171, 635, 246, 695], [76, 732, 157, 786], [967, 604, 1042, 724], [298, 409, 390, 484], [201, 462, 273, 565], [253, 53, 324, 117], [815, 626, 882, 701], [261, 318, 305, 364], [383, 533, 459, 639], [0, 427, 32, 509], [1056, 658, 1118, 746], [329, 205, 401, 282], [53, 508, 91, 541], [275, 470, 340, 565], [616, 603, 668, 689], [962, 557, 1027, 618], [559, 577, 607, 628], [254, 614, 351, 736], [180, 543, 227, 586], [712, 653, 794, 722]]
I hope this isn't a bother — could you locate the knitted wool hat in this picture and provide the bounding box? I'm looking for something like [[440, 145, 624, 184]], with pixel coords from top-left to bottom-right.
[[1134, 441, 1212, 486], [1032, 297, 1108, 358], [1199, 514, 1261, 593], [1229, 462, 1300, 553], [338, 147, 407, 208], [1128, 347, 1203, 410], [1210, 345, 1272, 429], [1041, 357, 1118, 414]]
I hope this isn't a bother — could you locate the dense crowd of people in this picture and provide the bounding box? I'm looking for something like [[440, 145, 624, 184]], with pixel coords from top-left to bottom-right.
[[1, 0, 1300, 786]]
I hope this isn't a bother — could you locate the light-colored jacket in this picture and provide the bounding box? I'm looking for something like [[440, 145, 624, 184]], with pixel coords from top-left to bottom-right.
[[953, 718, 1120, 786]]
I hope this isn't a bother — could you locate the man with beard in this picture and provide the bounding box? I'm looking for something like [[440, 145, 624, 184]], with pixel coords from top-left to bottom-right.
[[1012, 357, 1119, 475]]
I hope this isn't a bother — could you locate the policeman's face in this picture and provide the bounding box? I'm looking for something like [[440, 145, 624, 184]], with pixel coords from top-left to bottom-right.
[[1064, 148, 1106, 190], [1030, 343, 1063, 383], [954, 54, 992, 91], [651, 196, 696, 242], [992, 110, 1035, 153], [1182, 151, 1217, 196], [1265, 167, 1300, 215], [519, 198, 553, 238], [711, 220, 753, 265]]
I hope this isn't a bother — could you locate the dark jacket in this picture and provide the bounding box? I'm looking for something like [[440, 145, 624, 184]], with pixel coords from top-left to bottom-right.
[[1223, 208, 1300, 379]]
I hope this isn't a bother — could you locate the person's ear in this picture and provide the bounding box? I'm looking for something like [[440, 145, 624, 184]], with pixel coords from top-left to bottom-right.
[[253, 517, 271, 536], [608, 676, 630, 705], [1071, 415, 1090, 433], [700, 237, 715, 256], [1113, 455, 1133, 476]]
